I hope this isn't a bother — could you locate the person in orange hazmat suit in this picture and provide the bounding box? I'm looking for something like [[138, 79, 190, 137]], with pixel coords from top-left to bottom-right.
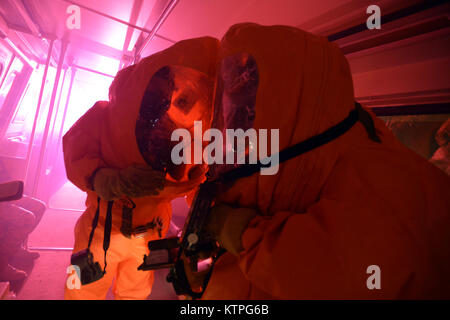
[[63, 36, 219, 300], [183, 23, 450, 299]]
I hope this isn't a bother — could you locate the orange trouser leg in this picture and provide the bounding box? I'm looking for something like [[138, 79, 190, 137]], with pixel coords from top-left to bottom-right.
[[64, 213, 157, 300], [64, 259, 117, 300], [112, 236, 155, 300], [64, 213, 122, 300]]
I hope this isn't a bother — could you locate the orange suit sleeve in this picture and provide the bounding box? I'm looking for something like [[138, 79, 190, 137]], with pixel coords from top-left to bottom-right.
[[62, 101, 108, 192], [237, 210, 346, 299], [237, 199, 419, 299]]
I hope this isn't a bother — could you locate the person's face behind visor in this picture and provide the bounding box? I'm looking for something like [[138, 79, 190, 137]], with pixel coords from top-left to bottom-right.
[[167, 67, 213, 134], [166, 67, 213, 181]]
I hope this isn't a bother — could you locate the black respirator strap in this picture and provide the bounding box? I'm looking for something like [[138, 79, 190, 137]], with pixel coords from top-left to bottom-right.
[[102, 200, 114, 273], [86, 197, 113, 274], [220, 102, 379, 183], [87, 197, 101, 250]]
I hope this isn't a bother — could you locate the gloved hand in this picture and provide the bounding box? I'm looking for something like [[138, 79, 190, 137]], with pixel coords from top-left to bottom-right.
[[205, 203, 258, 256], [92, 165, 165, 200]]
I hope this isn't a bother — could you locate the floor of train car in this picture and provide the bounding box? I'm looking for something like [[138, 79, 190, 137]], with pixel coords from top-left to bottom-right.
[[9, 183, 186, 300]]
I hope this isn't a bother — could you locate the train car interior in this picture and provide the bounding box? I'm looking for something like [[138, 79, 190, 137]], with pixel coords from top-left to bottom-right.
[[0, 0, 448, 300]]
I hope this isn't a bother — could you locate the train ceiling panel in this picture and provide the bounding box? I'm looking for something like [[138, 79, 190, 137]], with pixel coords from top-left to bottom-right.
[[22, 0, 137, 67], [0, 0, 31, 34], [23, 0, 134, 43], [0, 0, 447, 82], [2, 0, 388, 66], [0, 0, 167, 68], [157, 0, 352, 41]]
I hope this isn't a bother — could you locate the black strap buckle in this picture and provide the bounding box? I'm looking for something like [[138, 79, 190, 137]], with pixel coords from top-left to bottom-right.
[[132, 217, 164, 238], [132, 225, 148, 238], [120, 197, 136, 238]]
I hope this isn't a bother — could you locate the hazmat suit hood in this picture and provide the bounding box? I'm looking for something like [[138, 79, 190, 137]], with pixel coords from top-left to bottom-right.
[[202, 23, 450, 300], [105, 37, 219, 197], [213, 23, 361, 213]]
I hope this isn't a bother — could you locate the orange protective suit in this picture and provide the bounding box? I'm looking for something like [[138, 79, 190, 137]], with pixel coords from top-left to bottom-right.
[[63, 37, 219, 300], [201, 24, 450, 299]]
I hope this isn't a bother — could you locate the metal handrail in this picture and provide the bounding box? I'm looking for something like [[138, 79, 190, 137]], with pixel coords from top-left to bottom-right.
[[60, 0, 177, 44]]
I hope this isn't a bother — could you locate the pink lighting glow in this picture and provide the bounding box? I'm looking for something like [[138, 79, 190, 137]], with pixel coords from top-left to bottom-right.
[[0, 0, 448, 302]]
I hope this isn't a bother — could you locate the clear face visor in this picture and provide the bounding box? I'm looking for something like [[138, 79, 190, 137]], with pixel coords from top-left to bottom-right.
[[136, 66, 214, 179], [214, 53, 259, 130], [209, 53, 259, 177], [136, 54, 259, 181]]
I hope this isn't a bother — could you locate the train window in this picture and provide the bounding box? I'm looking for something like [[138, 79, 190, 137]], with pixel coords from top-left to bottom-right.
[[0, 43, 13, 87], [382, 114, 449, 161], [0, 58, 23, 111], [61, 69, 113, 134], [2, 66, 54, 147]]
